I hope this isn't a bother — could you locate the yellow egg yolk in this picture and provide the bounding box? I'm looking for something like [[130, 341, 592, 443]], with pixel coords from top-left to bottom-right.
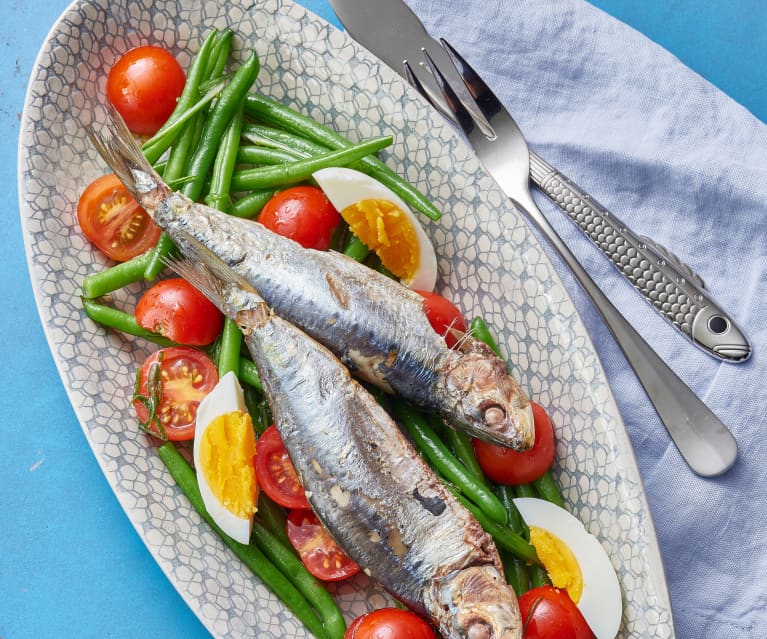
[[199, 411, 258, 519], [530, 526, 584, 603], [340, 199, 419, 282]]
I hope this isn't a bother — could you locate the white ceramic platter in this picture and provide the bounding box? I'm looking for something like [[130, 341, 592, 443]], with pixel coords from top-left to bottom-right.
[[18, 0, 674, 637]]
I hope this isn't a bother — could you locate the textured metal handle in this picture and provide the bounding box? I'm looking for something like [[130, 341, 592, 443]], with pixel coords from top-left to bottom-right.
[[529, 152, 751, 363], [509, 188, 738, 477]]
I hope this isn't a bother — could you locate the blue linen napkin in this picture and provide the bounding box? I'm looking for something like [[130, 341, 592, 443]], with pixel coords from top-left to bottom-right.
[[405, 1, 767, 637]]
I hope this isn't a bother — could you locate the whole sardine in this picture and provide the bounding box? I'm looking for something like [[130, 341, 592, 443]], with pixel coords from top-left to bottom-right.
[[166, 245, 522, 639], [88, 107, 534, 450]]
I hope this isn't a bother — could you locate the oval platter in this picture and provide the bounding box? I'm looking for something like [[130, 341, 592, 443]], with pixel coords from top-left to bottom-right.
[[18, 0, 674, 637]]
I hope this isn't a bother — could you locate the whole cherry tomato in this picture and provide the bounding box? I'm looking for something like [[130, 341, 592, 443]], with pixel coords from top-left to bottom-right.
[[258, 186, 341, 250], [473, 402, 556, 484], [107, 45, 186, 135]]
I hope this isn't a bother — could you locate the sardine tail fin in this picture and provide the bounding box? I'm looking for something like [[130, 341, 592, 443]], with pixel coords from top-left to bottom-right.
[[87, 103, 171, 208], [163, 230, 265, 314]]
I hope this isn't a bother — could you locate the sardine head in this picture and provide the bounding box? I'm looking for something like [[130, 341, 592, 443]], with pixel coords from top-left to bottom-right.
[[427, 565, 522, 639], [439, 339, 535, 450]]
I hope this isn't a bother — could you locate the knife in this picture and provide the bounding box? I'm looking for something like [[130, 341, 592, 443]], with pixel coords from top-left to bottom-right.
[[329, 0, 751, 364]]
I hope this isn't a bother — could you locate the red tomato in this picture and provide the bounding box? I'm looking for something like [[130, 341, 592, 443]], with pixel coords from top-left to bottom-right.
[[254, 425, 311, 509], [286, 509, 361, 582], [135, 278, 224, 346], [518, 586, 594, 639], [258, 186, 341, 250], [472, 402, 555, 485], [415, 290, 467, 348], [106, 45, 186, 136], [77, 173, 162, 261], [134, 346, 218, 441], [345, 608, 437, 639]]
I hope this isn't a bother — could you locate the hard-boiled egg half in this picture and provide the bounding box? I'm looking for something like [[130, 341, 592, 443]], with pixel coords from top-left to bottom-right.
[[194, 371, 258, 544], [514, 497, 622, 639], [312, 167, 438, 291]]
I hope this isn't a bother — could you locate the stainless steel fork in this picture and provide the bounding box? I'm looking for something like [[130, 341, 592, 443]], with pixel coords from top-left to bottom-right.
[[405, 40, 738, 477]]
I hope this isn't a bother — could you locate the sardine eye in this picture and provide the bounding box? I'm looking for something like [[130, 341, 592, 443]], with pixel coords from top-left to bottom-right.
[[481, 403, 507, 427], [467, 621, 492, 639]]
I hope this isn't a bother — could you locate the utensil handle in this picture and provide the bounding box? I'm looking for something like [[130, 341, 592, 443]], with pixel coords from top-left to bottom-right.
[[512, 190, 737, 477], [529, 152, 751, 363]]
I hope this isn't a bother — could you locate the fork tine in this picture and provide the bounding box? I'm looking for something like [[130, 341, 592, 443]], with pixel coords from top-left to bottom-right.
[[439, 38, 502, 122], [418, 48, 480, 137]]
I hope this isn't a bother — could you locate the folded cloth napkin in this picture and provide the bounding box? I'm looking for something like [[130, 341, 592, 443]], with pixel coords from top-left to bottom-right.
[[405, 1, 767, 637]]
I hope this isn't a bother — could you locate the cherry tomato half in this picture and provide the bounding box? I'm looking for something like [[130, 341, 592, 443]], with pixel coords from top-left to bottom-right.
[[254, 425, 311, 509], [134, 346, 218, 441], [416, 290, 468, 348], [345, 608, 437, 639], [257, 186, 341, 250], [135, 278, 224, 346], [517, 585, 594, 639], [472, 401, 555, 485], [106, 45, 186, 136], [286, 509, 361, 582], [77, 173, 162, 262]]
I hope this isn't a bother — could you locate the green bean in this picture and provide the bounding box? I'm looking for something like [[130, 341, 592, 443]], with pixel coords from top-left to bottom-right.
[[230, 189, 277, 219], [244, 95, 442, 220], [250, 521, 347, 639], [204, 29, 234, 80], [496, 485, 532, 593], [141, 80, 227, 164], [141, 29, 226, 164], [256, 493, 291, 547], [533, 469, 565, 508], [156, 442, 329, 639], [497, 485, 527, 537], [342, 235, 370, 262], [205, 104, 244, 211], [230, 136, 393, 192], [444, 427, 487, 484], [391, 399, 507, 525], [239, 358, 263, 392], [217, 319, 243, 378], [501, 551, 530, 596], [82, 299, 175, 347], [510, 485, 551, 587], [469, 316, 501, 357], [515, 483, 537, 500], [184, 51, 261, 202], [242, 123, 325, 156], [530, 564, 551, 588], [451, 490, 540, 564], [237, 145, 303, 166], [82, 251, 153, 299]]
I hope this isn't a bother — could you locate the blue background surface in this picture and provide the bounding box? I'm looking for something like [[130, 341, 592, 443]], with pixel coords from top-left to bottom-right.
[[2, 1, 765, 637]]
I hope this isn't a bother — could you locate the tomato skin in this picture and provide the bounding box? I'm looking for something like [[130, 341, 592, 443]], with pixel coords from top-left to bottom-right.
[[286, 509, 361, 582], [258, 186, 341, 250], [517, 586, 594, 639], [345, 608, 437, 639], [107, 45, 186, 135], [77, 173, 162, 261], [134, 347, 218, 441], [415, 290, 467, 348], [135, 278, 224, 346], [254, 425, 311, 509], [472, 402, 555, 485]]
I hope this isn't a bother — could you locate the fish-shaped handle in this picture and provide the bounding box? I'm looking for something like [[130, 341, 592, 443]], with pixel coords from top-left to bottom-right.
[[529, 152, 751, 363]]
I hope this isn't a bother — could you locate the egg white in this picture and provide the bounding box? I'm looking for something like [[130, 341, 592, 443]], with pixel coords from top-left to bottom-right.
[[193, 370, 254, 544], [514, 497, 622, 639], [312, 167, 438, 291]]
